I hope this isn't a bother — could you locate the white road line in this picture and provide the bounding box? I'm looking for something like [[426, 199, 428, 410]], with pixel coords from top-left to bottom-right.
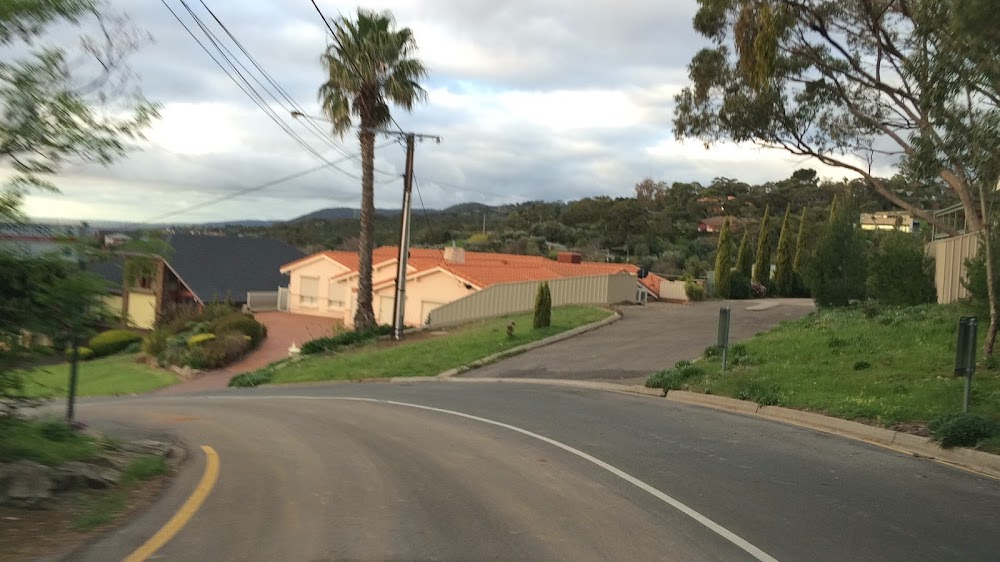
[[181, 394, 779, 561]]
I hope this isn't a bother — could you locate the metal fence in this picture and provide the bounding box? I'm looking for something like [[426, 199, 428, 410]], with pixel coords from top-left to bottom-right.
[[427, 273, 636, 327], [247, 290, 284, 312], [928, 232, 980, 304]]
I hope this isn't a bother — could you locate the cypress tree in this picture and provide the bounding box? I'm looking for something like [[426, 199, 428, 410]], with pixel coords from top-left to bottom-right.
[[736, 229, 753, 277], [793, 208, 810, 272], [714, 218, 733, 298], [752, 206, 772, 286], [806, 195, 868, 307], [533, 282, 552, 328], [773, 206, 794, 296]]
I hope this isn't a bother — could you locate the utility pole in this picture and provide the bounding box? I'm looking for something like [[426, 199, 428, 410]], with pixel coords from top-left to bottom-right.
[[365, 128, 441, 340]]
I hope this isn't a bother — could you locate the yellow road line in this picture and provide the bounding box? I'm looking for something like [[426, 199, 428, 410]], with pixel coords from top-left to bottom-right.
[[123, 445, 220, 562]]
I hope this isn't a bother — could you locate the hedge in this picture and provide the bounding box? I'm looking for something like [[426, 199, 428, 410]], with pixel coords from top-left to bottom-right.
[[88, 329, 142, 358]]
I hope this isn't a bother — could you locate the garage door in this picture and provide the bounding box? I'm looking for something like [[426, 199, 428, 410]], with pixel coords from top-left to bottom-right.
[[379, 295, 395, 325], [420, 300, 446, 325]]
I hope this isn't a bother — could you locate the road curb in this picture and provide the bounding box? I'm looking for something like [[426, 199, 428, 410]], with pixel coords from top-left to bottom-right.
[[446, 376, 663, 397], [435, 310, 622, 379], [665, 390, 1000, 479]]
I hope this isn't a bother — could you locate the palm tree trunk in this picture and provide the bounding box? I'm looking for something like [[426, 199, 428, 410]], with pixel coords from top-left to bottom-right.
[[353, 124, 377, 330]]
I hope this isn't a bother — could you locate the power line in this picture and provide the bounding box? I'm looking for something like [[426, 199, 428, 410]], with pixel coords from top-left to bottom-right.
[[139, 141, 396, 225]]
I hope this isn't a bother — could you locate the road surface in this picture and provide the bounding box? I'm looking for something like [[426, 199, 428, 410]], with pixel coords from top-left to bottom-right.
[[71, 381, 999, 561], [464, 299, 815, 384]]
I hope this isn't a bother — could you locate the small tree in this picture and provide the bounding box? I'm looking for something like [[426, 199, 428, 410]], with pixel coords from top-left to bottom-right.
[[793, 208, 810, 273], [806, 197, 868, 307], [533, 282, 552, 329], [867, 232, 937, 306], [772, 207, 794, 296], [736, 229, 753, 278], [752, 206, 772, 286], [714, 218, 733, 298]]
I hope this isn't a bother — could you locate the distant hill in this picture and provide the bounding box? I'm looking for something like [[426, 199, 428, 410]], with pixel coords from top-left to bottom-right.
[[291, 207, 403, 222], [196, 219, 275, 228]]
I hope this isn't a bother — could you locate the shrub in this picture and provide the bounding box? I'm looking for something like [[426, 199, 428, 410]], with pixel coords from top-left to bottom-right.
[[300, 325, 391, 354], [228, 369, 274, 387], [728, 270, 751, 299], [929, 413, 998, 448], [714, 219, 733, 298], [533, 282, 552, 329], [142, 329, 169, 357], [853, 360, 871, 371], [201, 302, 239, 322], [187, 333, 216, 348], [704, 345, 722, 359], [867, 231, 936, 306], [39, 419, 74, 442], [750, 281, 768, 298], [685, 280, 706, 301], [188, 334, 252, 370], [210, 313, 266, 347], [736, 380, 782, 406], [88, 329, 141, 358], [124, 341, 142, 354], [155, 301, 200, 331], [65, 347, 94, 361], [789, 271, 810, 298], [806, 195, 867, 307], [644, 364, 705, 390]]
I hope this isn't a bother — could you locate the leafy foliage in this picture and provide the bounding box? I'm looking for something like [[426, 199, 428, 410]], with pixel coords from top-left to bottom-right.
[[929, 413, 998, 449], [728, 269, 751, 299], [806, 197, 867, 307], [772, 207, 794, 296], [533, 282, 552, 329], [735, 228, 753, 278], [867, 232, 937, 307], [685, 280, 706, 301], [88, 329, 141, 358], [186, 333, 216, 348], [228, 369, 274, 388], [645, 363, 706, 391], [208, 313, 266, 347], [752, 206, 771, 285], [299, 325, 392, 355]]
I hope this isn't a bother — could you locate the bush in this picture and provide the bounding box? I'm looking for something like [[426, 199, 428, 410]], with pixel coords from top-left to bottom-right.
[[65, 347, 94, 361], [645, 364, 705, 390], [685, 280, 706, 301], [124, 341, 142, 354], [188, 333, 252, 370], [187, 333, 216, 348], [39, 419, 74, 442], [929, 413, 998, 448], [728, 270, 751, 299], [209, 313, 266, 347], [228, 369, 274, 387], [806, 196, 867, 307], [750, 281, 768, 298], [866, 231, 936, 306], [533, 282, 552, 329], [861, 300, 881, 318], [88, 329, 141, 358], [736, 380, 782, 406], [789, 271, 810, 298], [704, 345, 722, 359], [201, 301, 239, 322], [143, 329, 170, 356], [300, 325, 391, 354]]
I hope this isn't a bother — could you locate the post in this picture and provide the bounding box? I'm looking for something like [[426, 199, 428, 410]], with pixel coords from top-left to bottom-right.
[[718, 307, 731, 372], [66, 224, 87, 422], [391, 134, 416, 340], [955, 316, 977, 413]]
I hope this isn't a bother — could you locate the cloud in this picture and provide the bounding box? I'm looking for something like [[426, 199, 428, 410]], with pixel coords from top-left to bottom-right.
[[15, 0, 881, 224]]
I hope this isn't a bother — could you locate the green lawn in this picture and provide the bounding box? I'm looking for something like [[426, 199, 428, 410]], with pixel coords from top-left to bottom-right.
[[670, 303, 1000, 452], [264, 306, 612, 385], [19, 353, 178, 397], [0, 418, 100, 466]]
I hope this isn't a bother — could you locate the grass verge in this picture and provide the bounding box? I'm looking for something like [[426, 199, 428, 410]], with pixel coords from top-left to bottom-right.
[[0, 418, 100, 466], [18, 353, 178, 397], [242, 306, 612, 386], [660, 303, 1000, 453], [73, 455, 167, 531]]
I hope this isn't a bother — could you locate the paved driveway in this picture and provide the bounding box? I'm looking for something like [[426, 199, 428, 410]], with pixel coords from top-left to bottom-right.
[[463, 298, 815, 384]]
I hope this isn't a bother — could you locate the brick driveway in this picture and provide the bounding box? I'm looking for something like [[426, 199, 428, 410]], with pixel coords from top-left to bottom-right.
[[155, 312, 340, 394], [462, 298, 815, 385]]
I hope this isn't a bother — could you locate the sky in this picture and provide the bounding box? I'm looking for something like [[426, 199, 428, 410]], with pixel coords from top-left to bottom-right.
[[15, 0, 887, 224]]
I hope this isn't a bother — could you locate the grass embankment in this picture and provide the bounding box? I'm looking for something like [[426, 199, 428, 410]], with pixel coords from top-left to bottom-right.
[[248, 306, 612, 386], [662, 303, 1000, 453], [19, 353, 177, 397], [0, 418, 100, 465], [73, 455, 167, 531]]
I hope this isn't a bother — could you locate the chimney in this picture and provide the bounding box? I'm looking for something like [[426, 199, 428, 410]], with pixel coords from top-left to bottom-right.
[[443, 244, 465, 264], [557, 252, 582, 264]]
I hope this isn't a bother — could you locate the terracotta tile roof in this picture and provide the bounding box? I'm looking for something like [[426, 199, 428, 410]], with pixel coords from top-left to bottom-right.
[[286, 246, 646, 289]]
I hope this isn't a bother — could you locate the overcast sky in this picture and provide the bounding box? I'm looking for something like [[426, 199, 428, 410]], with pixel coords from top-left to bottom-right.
[[16, 0, 882, 224]]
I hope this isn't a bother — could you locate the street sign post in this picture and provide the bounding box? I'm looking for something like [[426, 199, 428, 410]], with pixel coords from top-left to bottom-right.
[[955, 316, 977, 413], [718, 307, 732, 372]]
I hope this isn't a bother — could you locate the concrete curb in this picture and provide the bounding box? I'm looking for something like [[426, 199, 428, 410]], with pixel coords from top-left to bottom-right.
[[445, 376, 663, 397], [435, 311, 622, 379], [665, 390, 1000, 479]]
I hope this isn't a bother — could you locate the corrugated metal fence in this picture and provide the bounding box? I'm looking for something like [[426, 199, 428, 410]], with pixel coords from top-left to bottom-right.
[[427, 273, 636, 327], [928, 232, 979, 304]]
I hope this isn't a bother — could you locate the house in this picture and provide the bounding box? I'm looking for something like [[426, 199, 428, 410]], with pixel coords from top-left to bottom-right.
[[280, 247, 665, 328], [698, 216, 738, 233], [93, 234, 305, 329], [860, 211, 918, 233], [0, 221, 85, 256]]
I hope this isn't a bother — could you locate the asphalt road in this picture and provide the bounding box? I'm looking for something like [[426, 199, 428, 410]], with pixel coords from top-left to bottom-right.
[[464, 299, 815, 384], [70, 381, 999, 561]]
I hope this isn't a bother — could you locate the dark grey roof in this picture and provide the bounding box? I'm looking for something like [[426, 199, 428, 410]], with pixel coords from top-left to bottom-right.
[[165, 234, 305, 303], [87, 257, 125, 290]]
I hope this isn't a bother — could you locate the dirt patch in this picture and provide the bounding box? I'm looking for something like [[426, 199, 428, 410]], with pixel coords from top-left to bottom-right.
[[888, 421, 932, 437], [0, 474, 168, 561]]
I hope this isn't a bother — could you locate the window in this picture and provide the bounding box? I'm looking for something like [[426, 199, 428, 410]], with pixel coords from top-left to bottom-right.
[[327, 280, 345, 308], [299, 276, 319, 306]]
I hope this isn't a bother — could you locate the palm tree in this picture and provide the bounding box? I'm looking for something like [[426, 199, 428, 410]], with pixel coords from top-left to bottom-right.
[[318, 9, 426, 330]]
